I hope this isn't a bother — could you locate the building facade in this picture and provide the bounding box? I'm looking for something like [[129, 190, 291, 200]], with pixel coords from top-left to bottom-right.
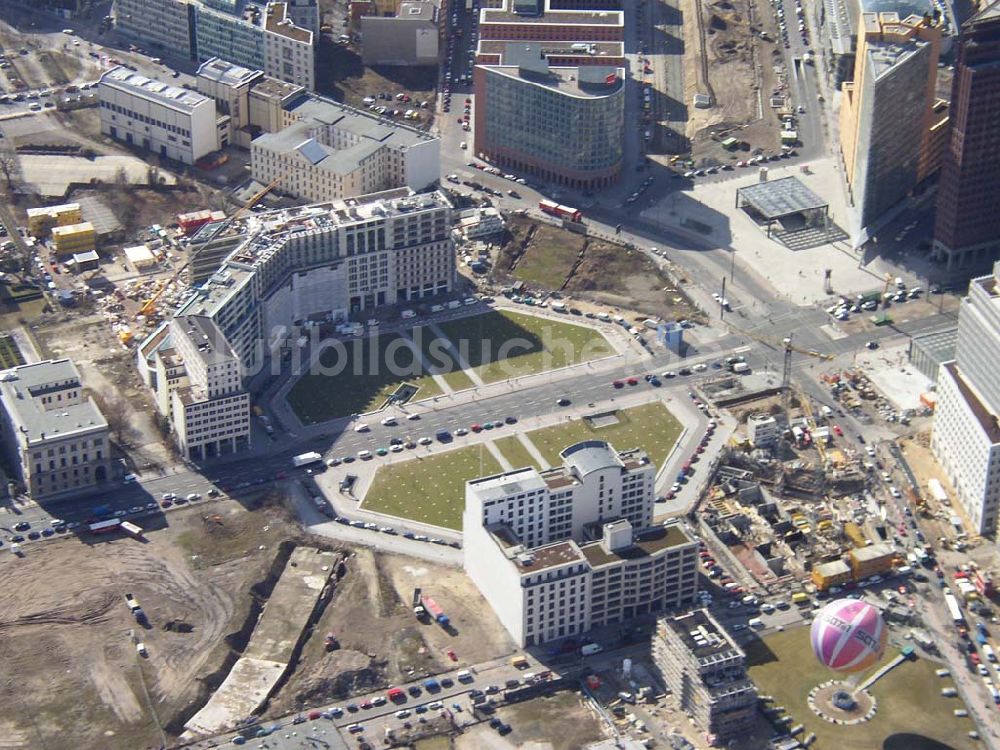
[[0, 359, 111, 499], [474, 43, 624, 190], [652, 610, 758, 742], [250, 94, 441, 203], [463, 440, 699, 646], [113, 0, 316, 91], [137, 188, 455, 379], [838, 13, 942, 241], [361, 1, 441, 66], [932, 261, 1000, 535], [99, 66, 219, 164], [932, 1, 1000, 271]]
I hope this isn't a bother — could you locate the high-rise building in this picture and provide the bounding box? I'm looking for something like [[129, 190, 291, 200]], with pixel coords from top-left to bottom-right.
[[932, 1, 1000, 271], [838, 12, 943, 240], [463, 440, 699, 646], [473, 43, 624, 190], [932, 260, 1000, 535]]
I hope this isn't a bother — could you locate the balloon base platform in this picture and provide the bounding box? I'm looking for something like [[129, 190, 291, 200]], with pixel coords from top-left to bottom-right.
[[808, 681, 877, 725]]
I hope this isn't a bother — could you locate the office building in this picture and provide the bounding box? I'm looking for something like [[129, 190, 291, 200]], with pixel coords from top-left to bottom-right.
[[463, 440, 699, 646], [932, 261, 1000, 534], [838, 12, 943, 241], [473, 43, 624, 190], [652, 610, 758, 741], [361, 1, 441, 66], [478, 0, 624, 42], [0, 359, 111, 499], [196, 58, 265, 149], [146, 316, 252, 460], [113, 0, 316, 91], [98, 66, 220, 164], [250, 94, 441, 203], [137, 188, 454, 380], [932, 1, 1000, 271]]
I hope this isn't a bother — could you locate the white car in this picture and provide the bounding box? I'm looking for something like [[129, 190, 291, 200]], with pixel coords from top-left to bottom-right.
[[381, 416, 397, 426], [406, 413, 421, 421], [354, 423, 370, 432], [693, 363, 708, 372]]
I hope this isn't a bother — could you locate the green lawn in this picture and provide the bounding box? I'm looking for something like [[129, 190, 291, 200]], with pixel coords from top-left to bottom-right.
[[746, 627, 978, 750], [286, 331, 443, 424], [493, 435, 542, 471], [524, 402, 683, 470], [362, 445, 502, 530], [436, 310, 613, 387], [407, 325, 474, 391]]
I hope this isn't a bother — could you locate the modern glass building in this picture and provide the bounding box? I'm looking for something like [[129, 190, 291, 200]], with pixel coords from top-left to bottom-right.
[[473, 43, 623, 190]]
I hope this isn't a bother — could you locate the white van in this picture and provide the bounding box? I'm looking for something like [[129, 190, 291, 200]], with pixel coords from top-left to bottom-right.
[[748, 617, 764, 629], [354, 423, 370, 433], [357, 450, 373, 460], [430, 304, 445, 313], [456, 670, 473, 682]]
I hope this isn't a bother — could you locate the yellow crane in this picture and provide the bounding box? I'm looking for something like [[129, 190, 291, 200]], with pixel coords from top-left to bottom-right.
[[730, 324, 835, 361], [138, 175, 286, 317]]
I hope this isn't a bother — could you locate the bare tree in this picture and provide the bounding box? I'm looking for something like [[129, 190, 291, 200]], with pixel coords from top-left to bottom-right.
[[91, 391, 134, 446], [0, 145, 23, 194]]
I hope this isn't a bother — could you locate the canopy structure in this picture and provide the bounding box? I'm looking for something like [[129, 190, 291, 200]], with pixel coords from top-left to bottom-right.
[[736, 176, 830, 238]]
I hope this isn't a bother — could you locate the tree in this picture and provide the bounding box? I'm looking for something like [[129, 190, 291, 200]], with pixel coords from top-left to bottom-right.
[[0, 145, 23, 194], [91, 391, 133, 446]]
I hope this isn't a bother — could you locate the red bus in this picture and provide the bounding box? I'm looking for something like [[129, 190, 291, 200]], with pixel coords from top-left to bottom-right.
[[89, 519, 122, 534], [538, 199, 582, 222]]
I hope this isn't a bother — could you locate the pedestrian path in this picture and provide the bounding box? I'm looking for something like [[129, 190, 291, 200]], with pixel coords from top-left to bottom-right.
[[427, 322, 486, 387], [399, 329, 454, 395], [484, 440, 512, 472], [517, 433, 551, 471]]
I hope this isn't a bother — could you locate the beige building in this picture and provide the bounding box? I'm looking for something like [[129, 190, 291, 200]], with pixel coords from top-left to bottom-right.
[[361, 1, 441, 67], [838, 13, 943, 241], [26, 203, 83, 238], [196, 58, 265, 149], [250, 95, 441, 203], [148, 316, 252, 461], [0, 359, 111, 499]]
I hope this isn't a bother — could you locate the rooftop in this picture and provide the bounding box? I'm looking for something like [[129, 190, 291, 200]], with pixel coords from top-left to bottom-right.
[[196, 57, 263, 88], [737, 176, 829, 220], [484, 47, 624, 98], [910, 326, 958, 366], [487, 524, 586, 572], [663, 609, 745, 660], [397, 1, 437, 20], [481, 0, 623, 26], [264, 1, 313, 43], [468, 465, 548, 500], [849, 542, 895, 562], [580, 523, 693, 568], [0, 359, 107, 444], [476, 39, 625, 60], [174, 315, 237, 366], [561, 440, 622, 475], [100, 67, 212, 111], [249, 75, 305, 101]]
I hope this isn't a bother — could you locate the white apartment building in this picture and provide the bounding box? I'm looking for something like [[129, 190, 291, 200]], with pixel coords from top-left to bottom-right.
[[463, 440, 699, 646], [99, 67, 219, 164], [113, 0, 316, 91], [0, 359, 112, 499], [251, 95, 441, 203], [932, 261, 1000, 535], [146, 316, 252, 460], [137, 188, 454, 387], [747, 414, 779, 448], [652, 610, 758, 741]]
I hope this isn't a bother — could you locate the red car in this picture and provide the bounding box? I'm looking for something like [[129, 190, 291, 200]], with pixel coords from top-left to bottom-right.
[[471, 423, 483, 432], [627, 377, 639, 386], [447, 648, 458, 661], [833, 424, 843, 436]]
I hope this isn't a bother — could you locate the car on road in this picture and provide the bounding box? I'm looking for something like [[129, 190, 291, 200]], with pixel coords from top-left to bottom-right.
[[505, 416, 517, 424], [612, 380, 624, 388], [678, 367, 692, 376], [556, 397, 571, 406]]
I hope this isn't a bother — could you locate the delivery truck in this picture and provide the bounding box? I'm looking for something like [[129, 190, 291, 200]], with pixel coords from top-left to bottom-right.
[[292, 451, 323, 469], [420, 595, 450, 625]]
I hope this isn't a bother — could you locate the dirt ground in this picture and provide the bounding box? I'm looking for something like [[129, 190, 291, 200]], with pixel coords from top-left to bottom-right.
[[270, 548, 517, 715], [493, 217, 703, 322], [455, 691, 607, 750], [0, 498, 303, 750], [682, 0, 783, 165]]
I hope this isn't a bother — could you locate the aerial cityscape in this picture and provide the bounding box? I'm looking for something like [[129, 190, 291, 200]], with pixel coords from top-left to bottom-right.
[[0, 0, 997, 747]]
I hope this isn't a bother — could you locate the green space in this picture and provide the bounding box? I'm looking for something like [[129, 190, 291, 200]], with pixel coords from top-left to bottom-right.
[[511, 224, 585, 290], [746, 627, 978, 750], [0, 334, 25, 370], [524, 402, 682, 470], [362, 445, 502, 530], [493, 435, 542, 471], [436, 310, 613, 388], [287, 331, 443, 424], [408, 325, 473, 391]]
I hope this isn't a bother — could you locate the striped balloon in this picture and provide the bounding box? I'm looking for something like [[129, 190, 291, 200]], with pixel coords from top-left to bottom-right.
[[810, 598, 887, 673]]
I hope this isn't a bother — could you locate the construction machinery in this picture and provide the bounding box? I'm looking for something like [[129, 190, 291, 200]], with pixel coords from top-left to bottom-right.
[[138, 175, 285, 317]]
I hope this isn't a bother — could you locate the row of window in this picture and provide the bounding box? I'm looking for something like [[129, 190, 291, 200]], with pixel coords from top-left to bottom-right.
[[101, 100, 192, 137]]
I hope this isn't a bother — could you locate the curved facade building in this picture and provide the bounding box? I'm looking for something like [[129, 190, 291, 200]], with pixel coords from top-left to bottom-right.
[[473, 43, 624, 190]]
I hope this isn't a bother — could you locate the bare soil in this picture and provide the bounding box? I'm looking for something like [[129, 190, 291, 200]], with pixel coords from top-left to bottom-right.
[[269, 549, 517, 715], [0, 499, 303, 750], [494, 217, 703, 322], [455, 691, 606, 750]]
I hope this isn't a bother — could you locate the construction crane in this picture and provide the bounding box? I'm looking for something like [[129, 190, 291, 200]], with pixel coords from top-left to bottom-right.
[[138, 175, 285, 317], [732, 325, 834, 363]]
